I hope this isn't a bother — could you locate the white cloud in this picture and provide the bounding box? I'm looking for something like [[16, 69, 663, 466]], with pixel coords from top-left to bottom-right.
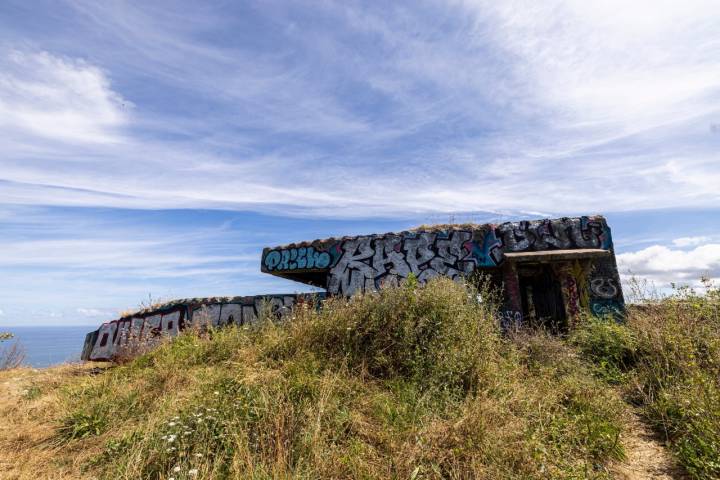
[[459, 0, 720, 129], [76, 308, 112, 317], [673, 236, 713, 247], [617, 243, 720, 288], [0, 238, 253, 270], [0, 50, 129, 143]]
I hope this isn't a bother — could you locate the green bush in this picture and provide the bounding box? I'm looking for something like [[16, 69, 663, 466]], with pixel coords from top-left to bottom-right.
[[570, 316, 638, 383], [282, 277, 500, 395]]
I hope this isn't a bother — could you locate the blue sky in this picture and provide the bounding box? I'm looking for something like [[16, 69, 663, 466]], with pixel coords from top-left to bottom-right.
[[1, 1, 719, 326]]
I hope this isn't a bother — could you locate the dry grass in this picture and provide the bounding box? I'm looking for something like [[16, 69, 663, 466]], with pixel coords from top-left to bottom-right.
[[0, 363, 110, 479], [7, 277, 718, 478], [0, 279, 631, 479]]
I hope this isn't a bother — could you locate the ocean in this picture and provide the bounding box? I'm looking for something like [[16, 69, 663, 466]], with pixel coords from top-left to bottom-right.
[[1, 326, 93, 368]]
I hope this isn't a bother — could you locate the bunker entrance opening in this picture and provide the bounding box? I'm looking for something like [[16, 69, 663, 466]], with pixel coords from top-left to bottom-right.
[[518, 264, 567, 333]]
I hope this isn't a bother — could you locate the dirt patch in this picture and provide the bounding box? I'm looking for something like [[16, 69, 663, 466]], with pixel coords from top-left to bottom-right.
[[611, 410, 688, 480]]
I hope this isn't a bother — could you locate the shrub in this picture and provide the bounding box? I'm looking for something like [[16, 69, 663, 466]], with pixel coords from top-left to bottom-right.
[[0, 332, 25, 371], [570, 316, 638, 383], [282, 277, 501, 395]]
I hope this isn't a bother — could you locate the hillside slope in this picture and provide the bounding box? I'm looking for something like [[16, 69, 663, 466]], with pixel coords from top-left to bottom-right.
[[1, 278, 717, 479]]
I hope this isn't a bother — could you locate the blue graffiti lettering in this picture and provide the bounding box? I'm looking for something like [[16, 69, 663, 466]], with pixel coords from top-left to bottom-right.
[[264, 247, 331, 271]]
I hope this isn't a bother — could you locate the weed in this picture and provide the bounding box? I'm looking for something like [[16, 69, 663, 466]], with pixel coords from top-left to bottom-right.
[[22, 384, 42, 400], [57, 408, 108, 441]]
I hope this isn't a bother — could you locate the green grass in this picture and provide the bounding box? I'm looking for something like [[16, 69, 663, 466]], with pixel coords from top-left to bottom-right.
[[56, 278, 628, 479]]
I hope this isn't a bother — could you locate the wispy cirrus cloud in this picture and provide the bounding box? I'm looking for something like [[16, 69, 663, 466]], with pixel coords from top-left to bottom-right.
[[0, 1, 719, 218]]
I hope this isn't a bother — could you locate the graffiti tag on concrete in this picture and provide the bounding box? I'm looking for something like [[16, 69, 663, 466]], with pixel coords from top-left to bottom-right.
[[83, 294, 320, 361], [263, 246, 333, 272]]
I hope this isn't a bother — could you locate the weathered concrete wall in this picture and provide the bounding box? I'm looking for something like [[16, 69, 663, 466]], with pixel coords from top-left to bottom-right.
[[81, 293, 323, 361], [263, 217, 612, 285], [262, 215, 625, 326]]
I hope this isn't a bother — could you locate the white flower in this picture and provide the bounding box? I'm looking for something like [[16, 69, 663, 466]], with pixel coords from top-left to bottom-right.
[[173, 466, 181, 472], [194, 453, 203, 457], [189, 469, 199, 476], [213, 391, 219, 395], [168, 422, 176, 427]]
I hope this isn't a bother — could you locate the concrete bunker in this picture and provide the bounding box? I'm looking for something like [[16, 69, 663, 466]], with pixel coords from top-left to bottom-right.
[[82, 215, 624, 361], [261, 215, 625, 331]]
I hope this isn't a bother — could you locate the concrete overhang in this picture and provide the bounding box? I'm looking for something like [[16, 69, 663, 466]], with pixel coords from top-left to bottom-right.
[[503, 248, 610, 263]]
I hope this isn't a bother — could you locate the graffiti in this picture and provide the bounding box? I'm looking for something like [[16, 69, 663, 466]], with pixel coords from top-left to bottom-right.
[[264, 246, 332, 272], [468, 229, 504, 267], [590, 299, 624, 319], [326, 230, 479, 296], [190, 295, 298, 328], [262, 217, 615, 282], [496, 216, 611, 252], [262, 217, 616, 284], [590, 277, 618, 299], [82, 294, 321, 361], [496, 310, 523, 331], [559, 272, 581, 321]]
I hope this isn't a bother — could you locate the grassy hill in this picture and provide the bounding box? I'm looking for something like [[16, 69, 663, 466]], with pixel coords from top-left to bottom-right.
[[1, 278, 718, 479]]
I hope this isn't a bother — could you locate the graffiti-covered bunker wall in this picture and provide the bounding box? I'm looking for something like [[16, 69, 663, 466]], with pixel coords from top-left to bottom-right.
[[83, 215, 624, 361], [82, 294, 323, 361], [262, 215, 624, 331]]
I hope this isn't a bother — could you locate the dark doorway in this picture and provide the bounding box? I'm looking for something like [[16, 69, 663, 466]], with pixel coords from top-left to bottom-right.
[[518, 264, 567, 333]]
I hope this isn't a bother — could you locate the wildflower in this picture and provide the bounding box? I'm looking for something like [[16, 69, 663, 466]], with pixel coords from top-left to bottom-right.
[[173, 466, 181, 472], [194, 453, 203, 458], [213, 391, 220, 395], [168, 422, 177, 427], [189, 469, 199, 476]]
